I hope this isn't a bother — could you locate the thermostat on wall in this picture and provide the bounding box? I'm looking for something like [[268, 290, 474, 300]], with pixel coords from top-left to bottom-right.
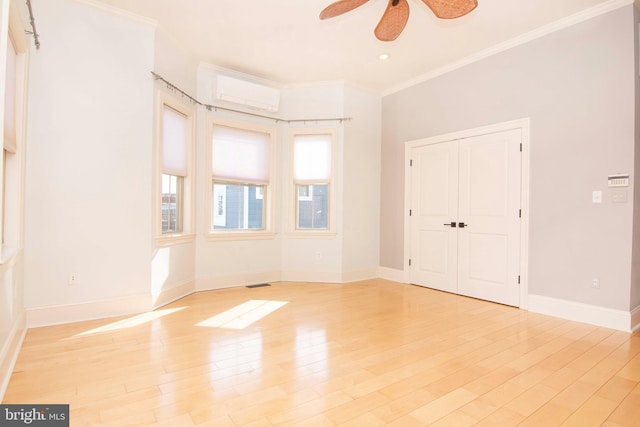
[[608, 174, 630, 187]]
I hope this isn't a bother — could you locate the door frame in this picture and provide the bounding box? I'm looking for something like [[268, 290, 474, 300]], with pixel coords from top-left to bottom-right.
[[404, 118, 531, 309]]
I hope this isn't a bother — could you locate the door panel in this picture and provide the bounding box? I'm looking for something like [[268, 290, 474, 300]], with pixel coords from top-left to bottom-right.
[[418, 230, 449, 275], [410, 143, 458, 293], [458, 129, 521, 306]]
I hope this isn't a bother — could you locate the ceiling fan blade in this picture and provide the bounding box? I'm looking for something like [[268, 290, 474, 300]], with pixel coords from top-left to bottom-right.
[[320, 0, 370, 19], [374, 0, 410, 42], [421, 0, 478, 19]]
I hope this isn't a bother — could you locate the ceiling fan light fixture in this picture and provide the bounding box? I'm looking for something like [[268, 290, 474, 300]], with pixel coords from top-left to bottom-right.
[[374, 0, 410, 42], [320, 0, 478, 41], [421, 0, 478, 19]]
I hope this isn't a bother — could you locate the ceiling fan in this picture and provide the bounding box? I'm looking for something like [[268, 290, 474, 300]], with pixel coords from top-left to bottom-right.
[[320, 0, 478, 42]]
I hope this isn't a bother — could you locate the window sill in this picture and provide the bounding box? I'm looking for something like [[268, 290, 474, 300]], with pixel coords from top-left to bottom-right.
[[286, 231, 337, 239], [205, 231, 276, 242], [156, 233, 195, 246], [0, 246, 20, 265]]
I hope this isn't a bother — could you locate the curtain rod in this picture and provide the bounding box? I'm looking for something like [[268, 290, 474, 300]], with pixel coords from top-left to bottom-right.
[[25, 0, 40, 49], [151, 72, 351, 124]]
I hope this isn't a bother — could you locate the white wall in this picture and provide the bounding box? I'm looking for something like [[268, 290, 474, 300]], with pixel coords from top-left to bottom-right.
[[381, 6, 636, 314], [24, 0, 156, 323], [342, 85, 381, 280], [154, 29, 199, 95]]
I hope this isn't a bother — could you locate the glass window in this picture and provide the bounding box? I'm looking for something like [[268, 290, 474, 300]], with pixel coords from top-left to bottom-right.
[[158, 99, 193, 241], [296, 184, 328, 229], [213, 183, 264, 230], [161, 174, 183, 233], [211, 123, 272, 234], [292, 133, 333, 231], [2, 33, 21, 254]]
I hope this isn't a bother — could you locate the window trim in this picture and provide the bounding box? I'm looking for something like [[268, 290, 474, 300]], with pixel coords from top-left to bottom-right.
[[0, 1, 29, 264], [155, 92, 195, 246], [288, 127, 338, 237], [206, 117, 276, 241]]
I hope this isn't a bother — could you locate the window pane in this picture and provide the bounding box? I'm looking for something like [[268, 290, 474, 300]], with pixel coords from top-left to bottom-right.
[[162, 174, 183, 233], [297, 184, 328, 229], [213, 182, 265, 230]]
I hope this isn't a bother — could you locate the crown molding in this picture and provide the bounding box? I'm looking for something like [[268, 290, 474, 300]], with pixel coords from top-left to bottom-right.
[[71, 0, 158, 28]]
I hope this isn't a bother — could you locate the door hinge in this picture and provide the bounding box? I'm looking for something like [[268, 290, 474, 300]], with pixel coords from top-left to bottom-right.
[[409, 209, 412, 216], [518, 275, 521, 284], [410, 159, 413, 166], [520, 143, 522, 152], [409, 259, 412, 266], [519, 209, 522, 218]]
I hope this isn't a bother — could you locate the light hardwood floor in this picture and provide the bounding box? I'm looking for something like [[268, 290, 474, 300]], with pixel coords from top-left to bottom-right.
[[3, 279, 640, 426]]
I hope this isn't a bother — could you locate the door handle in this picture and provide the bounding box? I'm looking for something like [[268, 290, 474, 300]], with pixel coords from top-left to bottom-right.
[[458, 222, 467, 228], [443, 222, 457, 227]]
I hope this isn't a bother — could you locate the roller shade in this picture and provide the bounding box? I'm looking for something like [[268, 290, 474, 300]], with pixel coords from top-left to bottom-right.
[[293, 134, 332, 181], [162, 106, 188, 176], [212, 125, 270, 184], [3, 37, 17, 153]]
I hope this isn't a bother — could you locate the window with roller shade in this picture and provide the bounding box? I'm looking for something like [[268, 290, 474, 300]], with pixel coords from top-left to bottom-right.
[[4, 35, 17, 154], [2, 35, 17, 248], [2, 30, 21, 253], [210, 122, 273, 234], [290, 129, 336, 233], [158, 98, 194, 241]]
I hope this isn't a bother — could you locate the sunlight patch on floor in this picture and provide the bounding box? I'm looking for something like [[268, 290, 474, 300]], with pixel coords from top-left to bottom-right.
[[196, 300, 288, 330], [73, 307, 186, 336]]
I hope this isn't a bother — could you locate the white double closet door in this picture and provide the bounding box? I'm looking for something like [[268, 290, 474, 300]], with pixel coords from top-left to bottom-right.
[[409, 129, 522, 307]]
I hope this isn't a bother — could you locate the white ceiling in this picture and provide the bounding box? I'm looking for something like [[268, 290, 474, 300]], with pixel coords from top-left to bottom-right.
[[88, 0, 619, 93]]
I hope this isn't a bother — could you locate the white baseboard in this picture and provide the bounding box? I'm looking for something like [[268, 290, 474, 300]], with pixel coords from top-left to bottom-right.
[[196, 268, 380, 290], [341, 268, 379, 283], [196, 271, 282, 292], [378, 266, 405, 283], [152, 280, 195, 309], [279, 270, 343, 283], [631, 305, 640, 333], [26, 294, 151, 328], [528, 294, 632, 332], [0, 310, 26, 401]]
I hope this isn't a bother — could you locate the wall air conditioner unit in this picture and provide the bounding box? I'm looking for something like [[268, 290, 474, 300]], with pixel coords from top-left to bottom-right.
[[215, 75, 280, 113]]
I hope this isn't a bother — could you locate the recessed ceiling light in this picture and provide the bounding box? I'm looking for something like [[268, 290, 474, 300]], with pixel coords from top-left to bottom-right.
[[379, 53, 390, 60]]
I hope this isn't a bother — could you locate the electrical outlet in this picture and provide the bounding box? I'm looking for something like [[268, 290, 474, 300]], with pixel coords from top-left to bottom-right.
[[591, 278, 599, 289], [69, 273, 79, 285]]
